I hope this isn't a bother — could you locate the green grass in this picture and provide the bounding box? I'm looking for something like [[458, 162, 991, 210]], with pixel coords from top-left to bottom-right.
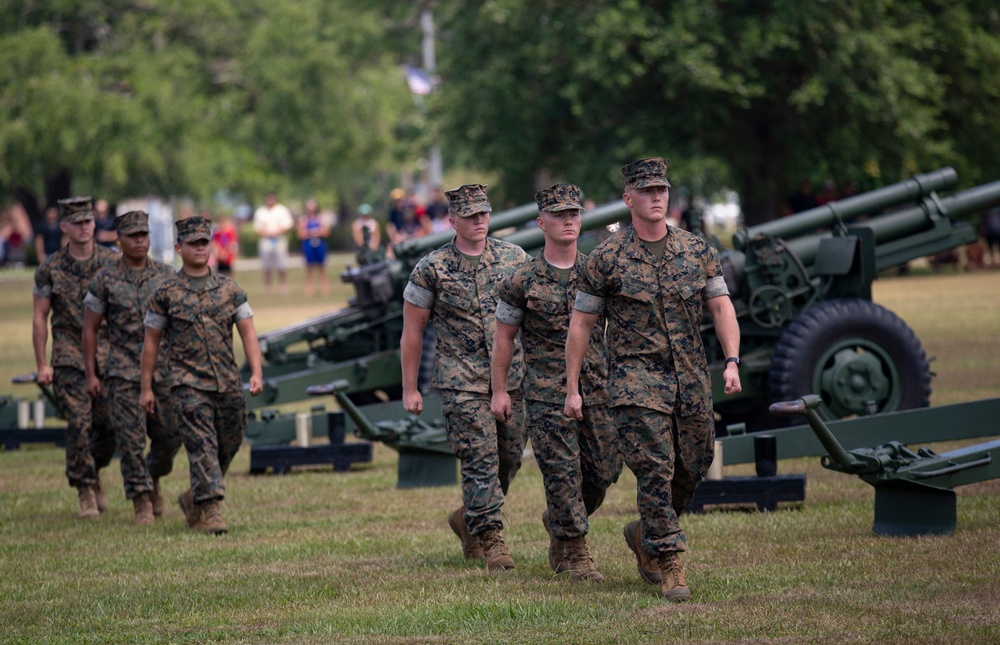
[[1, 259, 999, 644]]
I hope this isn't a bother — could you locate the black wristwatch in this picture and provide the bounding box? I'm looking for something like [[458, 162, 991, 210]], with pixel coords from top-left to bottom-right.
[[725, 357, 740, 367]]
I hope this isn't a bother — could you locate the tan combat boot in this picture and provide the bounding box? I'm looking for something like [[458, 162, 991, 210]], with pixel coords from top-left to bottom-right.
[[658, 551, 691, 602], [94, 474, 109, 513], [480, 528, 515, 573], [623, 520, 662, 584], [564, 535, 603, 582], [77, 486, 99, 520], [541, 510, 570, 573], [133, 492, 154, 526], [199, 499, 228, 535], [177, 489, 204, 531], [150, 479, 165, 517], [448, 506, 484, 560]]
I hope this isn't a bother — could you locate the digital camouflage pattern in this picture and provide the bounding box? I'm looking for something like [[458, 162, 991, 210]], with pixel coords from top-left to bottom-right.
[[404, 237, 528, 394], [534, 183, 584, 213], [444, 183, 492, 218], [58, 196, 95, 223], [575, 223, 726, 556], [106, 378, 180, 498], [496, 253, 606, 404], [85, 257, 175, 382], [85, 254, 180, 499], [527, 399, 621, 541], [53, 367, 115, 488], [495, 251, 619, 541], [144, 271, 253, 393], [575, 225, 726, 417], [175, 215, 212, 243], [440, 389, 525, 536], [116, 210, 150, 236], [614, 406, 715, 553], [34, 245, 118, 370], [34, 243, 118, 489], [621, 158, 672, 189], [172, 385, 245, 503]]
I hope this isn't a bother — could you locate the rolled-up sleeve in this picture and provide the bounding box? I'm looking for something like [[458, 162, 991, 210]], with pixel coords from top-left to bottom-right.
[[495, 299, 524, 326], [83, 291, 106, 315], [703, 276, 729, 299], [144, 310, 168, 330], [403, 282, 434, 309], [574, 291, 605, 315]]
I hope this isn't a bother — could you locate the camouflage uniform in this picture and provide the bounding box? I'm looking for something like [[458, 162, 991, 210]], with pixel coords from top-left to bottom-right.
[[497, 249, 621, 541], [575, 179, 730, 556], [85, 212, 180, 500], [33, 207, 118, 489], [144, 217, 254, 505], [403, 193, 529, 536]]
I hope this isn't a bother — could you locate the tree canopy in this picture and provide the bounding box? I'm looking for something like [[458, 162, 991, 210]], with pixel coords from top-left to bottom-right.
[[432, 0, 1000, 223], [2, 1, 998, 228]]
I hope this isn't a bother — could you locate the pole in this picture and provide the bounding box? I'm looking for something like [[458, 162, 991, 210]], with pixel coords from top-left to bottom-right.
[[421, 8, 443, 188]]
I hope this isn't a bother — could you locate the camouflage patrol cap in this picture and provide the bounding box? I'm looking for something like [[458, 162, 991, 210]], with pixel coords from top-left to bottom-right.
[[534, 184, 584, 213], [621, 158, 672, 189], [445, 183, 492, 218], [175, 215, 212, 243], [116, 210, 149, 236], [57, 196, 94, 223]]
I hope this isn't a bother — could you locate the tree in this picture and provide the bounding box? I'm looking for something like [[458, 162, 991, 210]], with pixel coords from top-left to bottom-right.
[[432, 0, 1000, 224], [0, 0, 416, 230]]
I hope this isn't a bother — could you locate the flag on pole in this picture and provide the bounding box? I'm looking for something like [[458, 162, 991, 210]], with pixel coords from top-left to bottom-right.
[[405, 65, 437, 95]]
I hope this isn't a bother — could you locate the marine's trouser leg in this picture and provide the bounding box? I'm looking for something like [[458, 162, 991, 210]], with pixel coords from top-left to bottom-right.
[[528, 400, 621, 540], [107, 378, 182, 498], [53, 367, 116, 488], [614, 406, 714, 555], [440, 389, 526, 536], [173, 385, 245, 504]]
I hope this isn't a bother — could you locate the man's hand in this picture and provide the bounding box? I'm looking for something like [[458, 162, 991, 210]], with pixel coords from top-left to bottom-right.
[[140, 388, 155, 415], [490, 391, 512, 422], [248, 375, 263, 396], [564, 392, 584, 421], [36, 365, 53, 386], [85, 373, 102, 398], [724, 363, 742, 396], [403, 389, 423, 415]]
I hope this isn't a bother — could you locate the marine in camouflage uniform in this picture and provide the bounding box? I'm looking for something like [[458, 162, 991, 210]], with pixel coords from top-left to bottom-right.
[[566, 158, 742, 601], [32, 196, 119, 518], [142, 215, 264, 535], [401, 183, 529, 572], [493, 184, 621, 581], [83, 210, 181, 524]]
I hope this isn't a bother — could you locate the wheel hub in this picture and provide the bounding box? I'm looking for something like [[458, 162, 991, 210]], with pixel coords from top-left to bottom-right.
[[819, 348, 890, 417]]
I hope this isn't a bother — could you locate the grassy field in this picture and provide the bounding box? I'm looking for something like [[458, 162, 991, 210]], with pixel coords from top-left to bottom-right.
[[1, 257, 998, 644]]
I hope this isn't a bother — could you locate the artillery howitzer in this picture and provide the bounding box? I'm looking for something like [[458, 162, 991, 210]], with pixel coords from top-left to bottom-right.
[[769, 395, 1000, 536], [244, 167, 1000, 446]]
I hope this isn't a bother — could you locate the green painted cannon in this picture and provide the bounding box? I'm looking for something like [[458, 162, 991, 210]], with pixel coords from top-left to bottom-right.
[[713, 167, 1000, 431], [306, 379, 456, 488], [769, 394, 1000, 536], [244, 167, 1000, 440]]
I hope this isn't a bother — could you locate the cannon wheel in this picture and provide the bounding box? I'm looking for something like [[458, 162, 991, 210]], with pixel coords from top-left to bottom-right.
[[768, 298, 931, 423]]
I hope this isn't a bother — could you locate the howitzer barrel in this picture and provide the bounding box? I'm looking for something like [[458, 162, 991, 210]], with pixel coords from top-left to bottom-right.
[[784, 179, 1000, 268], [734, 167, 958, 251], [500, 200, 631, 250], [394, 202, 540, 259]]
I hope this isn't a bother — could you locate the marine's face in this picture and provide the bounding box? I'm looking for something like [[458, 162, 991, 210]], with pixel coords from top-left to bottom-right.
[[625, 185, 669, 225], [61, 217, 95, 245], [119, 232, 150, 261], [538, 209, 581, 244], [450, 210, 489, 244], [177, 239, 211, 268]]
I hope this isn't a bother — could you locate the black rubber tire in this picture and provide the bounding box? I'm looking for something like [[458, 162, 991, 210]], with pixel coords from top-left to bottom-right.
[[768, 298, 931, 423]]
